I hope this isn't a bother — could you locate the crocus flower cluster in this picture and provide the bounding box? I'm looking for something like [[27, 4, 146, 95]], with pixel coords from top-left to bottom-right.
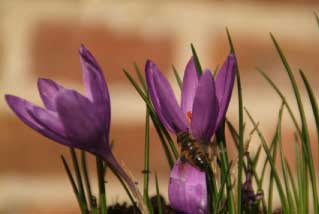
[[146, 54, 237, 213], [5, 45, 146, 212]]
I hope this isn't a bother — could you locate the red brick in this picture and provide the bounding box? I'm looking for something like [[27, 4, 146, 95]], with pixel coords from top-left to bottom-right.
[[5, 112, 318, 177], [0, 115, 171, 176], [31, 19, 175, 84]]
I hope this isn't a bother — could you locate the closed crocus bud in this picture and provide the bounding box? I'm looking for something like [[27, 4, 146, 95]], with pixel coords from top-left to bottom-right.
[[168, 159, 207, 214]]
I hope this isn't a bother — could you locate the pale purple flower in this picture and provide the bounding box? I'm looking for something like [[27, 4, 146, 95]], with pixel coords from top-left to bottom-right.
[[169, 159, 207, 214], [5, 45, 146, 211], [146, 53, 237, 213]]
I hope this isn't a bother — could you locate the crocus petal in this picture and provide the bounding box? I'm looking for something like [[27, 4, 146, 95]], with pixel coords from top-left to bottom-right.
[[215, 54, 236, 127], [55, 89, 104, 148], [5, 95, 69, 145], [38, 78, 64, 111], [152, 63, 188, 132], [191, 70, 219, 141], [146, 60, 188, 133], [29, 106, 66, 138], [181, 57, 199, 115], [79, 45, 111, 138], [169, 159, 207, 214]]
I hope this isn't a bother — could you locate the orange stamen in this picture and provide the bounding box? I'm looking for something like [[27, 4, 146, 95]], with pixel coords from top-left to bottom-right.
[[186, 111, 192, 123]]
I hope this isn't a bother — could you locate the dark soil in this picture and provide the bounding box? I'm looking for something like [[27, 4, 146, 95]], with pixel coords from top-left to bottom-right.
[[107, 195, 176, 214]]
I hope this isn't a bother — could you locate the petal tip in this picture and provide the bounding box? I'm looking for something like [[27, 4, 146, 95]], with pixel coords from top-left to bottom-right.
[[188, 55, 195, 64], [202, 69, 213, 78], [79, 45, 100, 70], [145, 60, 159, 76], [37, 78, 51, 88], [228, 53, 237, 62], [5, 94, 21, 107], [145, 59, 155, 70], [79, 44, 88, 55], [5, 94, 14, 105]]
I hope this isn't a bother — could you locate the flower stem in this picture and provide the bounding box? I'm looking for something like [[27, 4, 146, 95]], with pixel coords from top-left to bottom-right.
[[103, 153, 149, 214], [96, 157, 107, 214]]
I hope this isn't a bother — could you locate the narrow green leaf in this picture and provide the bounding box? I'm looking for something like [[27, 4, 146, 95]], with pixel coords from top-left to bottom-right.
[[295, 139, 306, 214], [300, 69, 319, 172], [61, 155, 84, 212], [96, 157, 107, 214], [226, 119, 267, 213], [267, 130, 279, 214], [260, 134, 276, 185], [258, 68, 301, 135], [134, 63, 147, 92], [271, 34, 318, 213], [124, 69, 179, 160], [226, 29, 244, 214], [251, 145, 262, 167], [150, 115, 175, 169], [245, 108, 288, 213], [216, 162, 232, 211], [216, 122, 235, 213], [70, 148, 88, 213], [155, 173, 163, 214], [226, 27, 235, 53], [155, 118, 179, 159], [206, 165, 218, 214], [191, 44, 203, 75], [300, 69, 319, 211], [172, 65, 182, 89], [268, 104, 284, 214], [143, 108, 152, 211], [279, 152, 295, 214], [123, 69, 149, 106], [81, 151, 94, 210], [285, 158, 299, 209]]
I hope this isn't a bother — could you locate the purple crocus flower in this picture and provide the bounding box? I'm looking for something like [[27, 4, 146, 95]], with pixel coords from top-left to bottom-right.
[[5, 45, 146, 212], [146, 54, 236, 142], [146, 54, 237, 213]]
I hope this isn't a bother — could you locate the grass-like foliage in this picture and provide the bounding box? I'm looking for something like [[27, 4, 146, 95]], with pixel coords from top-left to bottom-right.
[[60, 13, 319, 214]]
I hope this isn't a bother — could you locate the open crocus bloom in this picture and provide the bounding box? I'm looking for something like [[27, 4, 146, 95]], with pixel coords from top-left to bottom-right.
[[6, 45, 110, 158], [146, 53, 237, 213], [5, 45, 145, 211], [146, 53, 236, 143]]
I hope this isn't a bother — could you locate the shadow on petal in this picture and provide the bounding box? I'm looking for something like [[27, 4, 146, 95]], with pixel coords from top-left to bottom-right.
[[55, 90, 104, 147]]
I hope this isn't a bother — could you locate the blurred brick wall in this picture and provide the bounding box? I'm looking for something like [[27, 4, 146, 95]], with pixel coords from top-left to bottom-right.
[[1, 0, 319, 213]]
